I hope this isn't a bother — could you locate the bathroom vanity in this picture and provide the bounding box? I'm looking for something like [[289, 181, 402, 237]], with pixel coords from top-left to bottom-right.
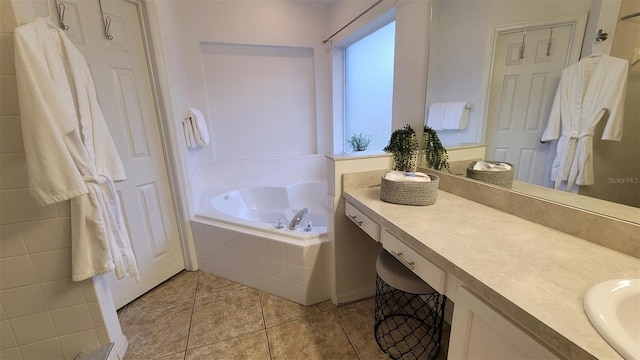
[[343, 184, 639, 359]]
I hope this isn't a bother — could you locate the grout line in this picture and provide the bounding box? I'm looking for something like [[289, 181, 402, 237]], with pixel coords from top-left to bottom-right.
[[182, 271, 200, 359], [258, 291, 274, 360], [333, 308, 363, 360]]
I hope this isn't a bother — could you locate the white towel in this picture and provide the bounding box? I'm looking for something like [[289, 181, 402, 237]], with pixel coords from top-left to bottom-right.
[[427, 102, 470, 130], [183, 118, 196, 148], [442, 102, 470, 130], [472, 161, 511, 171], [384, 171, 432, 182], [188, 108, 211, 146], [427, 103, 447, 130]]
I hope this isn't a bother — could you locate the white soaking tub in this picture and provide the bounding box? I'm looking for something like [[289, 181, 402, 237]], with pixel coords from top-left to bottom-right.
[[191, 181, 330, 305]]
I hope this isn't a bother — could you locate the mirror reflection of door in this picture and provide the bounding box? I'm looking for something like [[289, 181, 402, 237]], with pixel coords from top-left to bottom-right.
[[485, 24, 574, 187]]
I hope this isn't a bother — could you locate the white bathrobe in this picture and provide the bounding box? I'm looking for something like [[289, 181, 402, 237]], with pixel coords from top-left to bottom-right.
[[541, 54, 628, 191], [14, 18, 139, 282]]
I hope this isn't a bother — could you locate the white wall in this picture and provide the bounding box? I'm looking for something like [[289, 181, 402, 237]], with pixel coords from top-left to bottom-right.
[[162, 1, 332, 200], [326, 0, 431, 303], [580, 0, 640, 206], [0, 1, 127, 359], [427, 0, 591, 146]]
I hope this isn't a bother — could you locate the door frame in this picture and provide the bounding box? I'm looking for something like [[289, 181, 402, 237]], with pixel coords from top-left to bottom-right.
[[128, 0, 198, 270], [479, 13, 589, 147]]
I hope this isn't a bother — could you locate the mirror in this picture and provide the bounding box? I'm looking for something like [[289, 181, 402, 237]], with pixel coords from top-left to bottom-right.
[[425, 0, 640, 223]]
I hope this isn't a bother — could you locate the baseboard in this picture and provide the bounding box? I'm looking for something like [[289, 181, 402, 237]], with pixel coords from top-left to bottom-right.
[[111, 333, 129, 360], [335, 285, 376, 305]]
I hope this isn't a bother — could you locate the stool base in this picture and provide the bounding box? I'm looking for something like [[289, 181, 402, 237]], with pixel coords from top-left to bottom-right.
[[374, 274, 446, 360]]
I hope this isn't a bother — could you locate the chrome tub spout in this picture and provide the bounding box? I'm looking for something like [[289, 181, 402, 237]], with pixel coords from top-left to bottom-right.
[[288, 208, 309, 230]]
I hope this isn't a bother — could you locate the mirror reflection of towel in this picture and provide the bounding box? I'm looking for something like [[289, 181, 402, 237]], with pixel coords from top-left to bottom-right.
[[427, 102, 469, 130]]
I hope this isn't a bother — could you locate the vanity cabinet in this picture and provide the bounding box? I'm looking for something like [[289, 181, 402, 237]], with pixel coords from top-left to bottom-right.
[[449, 286, 559, 359], [344, 199, 562, 359], [345, 202, 380, 241], [380, 229, 446, 294]]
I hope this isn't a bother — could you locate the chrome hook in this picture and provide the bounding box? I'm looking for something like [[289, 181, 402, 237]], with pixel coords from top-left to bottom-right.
[[55, 1, 69, 30], [546, 28, 553, 56], [519, 30, 526, 60], [98, 0, 113, 40]]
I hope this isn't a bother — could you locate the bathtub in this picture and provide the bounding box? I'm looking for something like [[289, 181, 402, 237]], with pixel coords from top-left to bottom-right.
[[191, 181, 330, 305]]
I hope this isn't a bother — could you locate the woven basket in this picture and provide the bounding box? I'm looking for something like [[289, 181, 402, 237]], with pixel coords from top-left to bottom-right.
[[466, 161, 514, 188], [380, 173, 439, 206]]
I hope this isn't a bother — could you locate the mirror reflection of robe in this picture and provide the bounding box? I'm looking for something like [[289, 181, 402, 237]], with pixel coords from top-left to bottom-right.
[[14, 18, 139, 282], [542, 54, 628, 191]]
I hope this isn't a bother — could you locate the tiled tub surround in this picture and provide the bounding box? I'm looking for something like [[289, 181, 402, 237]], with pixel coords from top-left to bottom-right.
[[191, 181, 331, 306], [343, 182, 640, 359]]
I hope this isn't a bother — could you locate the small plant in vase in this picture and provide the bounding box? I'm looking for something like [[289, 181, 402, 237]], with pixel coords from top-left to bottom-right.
[[423, 125, 450, 172], [384, 125, 419, 172], [348, 132, 373, 152]]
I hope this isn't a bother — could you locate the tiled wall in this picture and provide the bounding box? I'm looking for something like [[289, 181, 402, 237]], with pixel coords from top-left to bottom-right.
[[0, 9, 114, 360], [190, 220, 330, 306]]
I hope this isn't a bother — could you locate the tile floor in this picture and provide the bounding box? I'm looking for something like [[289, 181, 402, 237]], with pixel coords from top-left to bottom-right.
[[118, 270, 450, 360]]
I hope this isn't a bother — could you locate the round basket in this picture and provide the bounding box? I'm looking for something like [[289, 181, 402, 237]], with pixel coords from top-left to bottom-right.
[[466, 161, 514, 188], [380, 174, 439, 206]]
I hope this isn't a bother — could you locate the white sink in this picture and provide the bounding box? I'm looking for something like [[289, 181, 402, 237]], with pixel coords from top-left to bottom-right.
[[583, 279, 640, 360]]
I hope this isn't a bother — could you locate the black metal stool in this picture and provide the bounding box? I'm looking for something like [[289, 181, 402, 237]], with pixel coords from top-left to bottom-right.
[[374, 250, 447, 359]]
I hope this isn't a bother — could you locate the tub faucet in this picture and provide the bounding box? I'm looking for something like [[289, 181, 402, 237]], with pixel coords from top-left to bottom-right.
[[288, 208, 309, 230]]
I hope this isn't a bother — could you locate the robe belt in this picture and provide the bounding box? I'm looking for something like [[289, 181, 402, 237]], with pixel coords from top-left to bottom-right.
[[82, 174, 109, 185]]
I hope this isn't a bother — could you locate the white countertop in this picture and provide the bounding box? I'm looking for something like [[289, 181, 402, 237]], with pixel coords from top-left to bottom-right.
[[343, 187, 640, 360]]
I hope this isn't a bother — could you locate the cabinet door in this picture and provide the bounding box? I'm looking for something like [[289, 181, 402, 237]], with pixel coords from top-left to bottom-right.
[[449, 286, 558, 359]]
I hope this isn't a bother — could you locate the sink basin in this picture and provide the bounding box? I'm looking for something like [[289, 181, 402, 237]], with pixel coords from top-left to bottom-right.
[[583, 279, 640, 360]]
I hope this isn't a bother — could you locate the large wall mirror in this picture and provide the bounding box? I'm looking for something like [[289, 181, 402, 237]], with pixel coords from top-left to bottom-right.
[[425, 0, 640, 224]]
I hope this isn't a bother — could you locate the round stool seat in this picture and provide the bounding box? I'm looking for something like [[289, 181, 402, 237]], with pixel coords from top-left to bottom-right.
[[376, 250, 434, 294]]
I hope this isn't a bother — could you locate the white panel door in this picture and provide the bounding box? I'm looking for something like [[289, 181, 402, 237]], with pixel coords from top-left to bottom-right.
[[59, 0, 184, 308], [485, 24, 573, 187]]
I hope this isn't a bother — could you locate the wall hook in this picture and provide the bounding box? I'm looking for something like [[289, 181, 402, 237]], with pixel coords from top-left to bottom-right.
[[98, 0, 113, 40], [54, 1, 69, 30], [546, 28, 553, 56], [595, 29, 608, 42]]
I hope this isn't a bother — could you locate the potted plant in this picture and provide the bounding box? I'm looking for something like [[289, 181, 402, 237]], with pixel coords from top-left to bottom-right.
[[384, 125, 419, 172], [348, 132, 373, 152], [423, 125, 449, 172]]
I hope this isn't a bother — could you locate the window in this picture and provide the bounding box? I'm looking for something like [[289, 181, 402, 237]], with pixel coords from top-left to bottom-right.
[[344, 21, 395, 152]]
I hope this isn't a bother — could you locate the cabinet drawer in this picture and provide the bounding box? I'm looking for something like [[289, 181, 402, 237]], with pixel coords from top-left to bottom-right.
[[381, 229, 446, 293], [345, 202, 380, 241]]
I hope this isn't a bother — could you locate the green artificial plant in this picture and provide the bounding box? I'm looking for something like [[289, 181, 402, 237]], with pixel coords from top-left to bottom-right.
[[348, 132, 373, 152], [423, 125, 450, 172], [384, 125, 419, 172]]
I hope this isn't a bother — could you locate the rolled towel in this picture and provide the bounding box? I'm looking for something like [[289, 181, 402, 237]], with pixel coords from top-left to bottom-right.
[[384, 171, 431, 182], [472, 161, 511, 171]]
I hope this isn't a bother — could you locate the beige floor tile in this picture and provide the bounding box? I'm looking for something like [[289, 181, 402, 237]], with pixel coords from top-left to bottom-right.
[[188, 287, 264, 349], [195, 272, 248, 299], [156, 352, 185, 360], [121, 301, 193, 359], [260, 291, 333, 327], [335, 297, 387, 360], [185, 330, 270, 360], [126, 271, 199, 313], [267, 311, 358, 360]]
